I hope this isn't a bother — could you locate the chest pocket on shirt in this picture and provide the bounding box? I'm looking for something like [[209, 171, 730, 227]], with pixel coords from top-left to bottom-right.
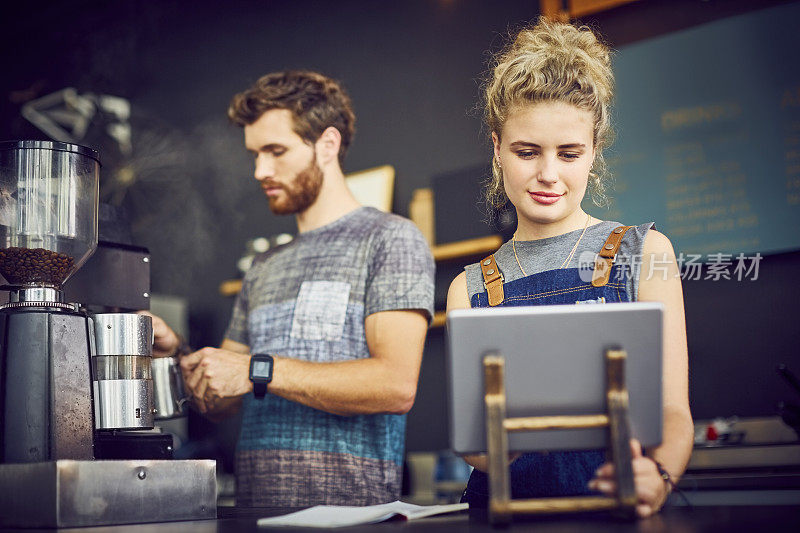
[[290, 281, 351, 341]]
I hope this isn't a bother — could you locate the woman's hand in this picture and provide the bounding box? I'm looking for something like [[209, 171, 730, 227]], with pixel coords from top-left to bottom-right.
[[587, 439, 671, 518]]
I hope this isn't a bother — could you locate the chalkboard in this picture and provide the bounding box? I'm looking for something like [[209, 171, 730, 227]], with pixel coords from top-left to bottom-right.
[[585, 2, 800, 258]]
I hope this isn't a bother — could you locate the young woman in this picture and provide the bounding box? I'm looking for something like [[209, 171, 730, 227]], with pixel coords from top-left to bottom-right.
[[446, 17, 693, 517]]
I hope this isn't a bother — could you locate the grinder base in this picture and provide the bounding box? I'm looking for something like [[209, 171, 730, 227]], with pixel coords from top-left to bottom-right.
[[0, 459, 217, 528]]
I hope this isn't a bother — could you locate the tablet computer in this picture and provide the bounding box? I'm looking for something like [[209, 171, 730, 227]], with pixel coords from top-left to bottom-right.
[[446, 302, 663, 454]]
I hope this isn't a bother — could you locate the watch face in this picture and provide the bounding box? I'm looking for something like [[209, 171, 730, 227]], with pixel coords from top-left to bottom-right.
[[252, 359, 272, 378]]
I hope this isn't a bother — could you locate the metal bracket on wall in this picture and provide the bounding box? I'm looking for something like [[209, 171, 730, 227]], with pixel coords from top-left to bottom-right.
[[540, 0, 640, 21]]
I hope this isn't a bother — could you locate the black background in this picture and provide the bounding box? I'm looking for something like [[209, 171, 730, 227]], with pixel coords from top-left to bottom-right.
[[2, 0, 798, 467]]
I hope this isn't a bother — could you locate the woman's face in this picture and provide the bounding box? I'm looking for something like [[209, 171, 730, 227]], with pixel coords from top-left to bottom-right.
[[494, 101, 595, 234]]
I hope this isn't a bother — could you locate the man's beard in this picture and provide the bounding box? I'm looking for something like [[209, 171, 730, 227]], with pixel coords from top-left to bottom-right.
[[266, 156, 324, 215]]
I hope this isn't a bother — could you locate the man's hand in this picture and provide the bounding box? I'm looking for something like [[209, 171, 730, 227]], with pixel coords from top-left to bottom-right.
[[587, 439, 671, 518], [138, 310, 180, 358], [180, 347, 252, 413]]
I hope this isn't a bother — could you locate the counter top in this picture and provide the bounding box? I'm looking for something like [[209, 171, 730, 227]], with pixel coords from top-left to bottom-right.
[[9, 505, 800, 532]]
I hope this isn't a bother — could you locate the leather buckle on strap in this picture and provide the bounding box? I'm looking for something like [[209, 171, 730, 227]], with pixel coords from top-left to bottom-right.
[[592, 226, 633, 287], [483, 273, 505, 289], [480, 254, 505, 306]]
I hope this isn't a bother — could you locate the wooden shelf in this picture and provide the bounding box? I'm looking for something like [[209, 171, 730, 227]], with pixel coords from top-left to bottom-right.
[[431, 311, 446, 329], [217, 283, 448, 330], [219, 279, 243, 297], [431, 235, 503, 262], [219, 235, 503, 308]]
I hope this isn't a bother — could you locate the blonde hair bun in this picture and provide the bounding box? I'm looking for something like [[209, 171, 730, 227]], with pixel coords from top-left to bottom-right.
[[485, 16, 615, 208]]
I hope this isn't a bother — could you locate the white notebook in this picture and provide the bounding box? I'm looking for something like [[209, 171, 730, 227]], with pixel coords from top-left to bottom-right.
[[257, 500, 468, 528]]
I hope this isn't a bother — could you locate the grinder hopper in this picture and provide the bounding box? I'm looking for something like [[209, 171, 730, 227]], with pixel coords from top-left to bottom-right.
[[0, 140, 99, 295]]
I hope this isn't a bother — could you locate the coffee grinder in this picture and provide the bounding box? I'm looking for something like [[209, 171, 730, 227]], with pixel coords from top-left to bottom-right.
[[0, 141, 216, 528]]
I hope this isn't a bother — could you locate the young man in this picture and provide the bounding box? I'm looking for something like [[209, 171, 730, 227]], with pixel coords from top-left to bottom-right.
[[150, 71, 435, 507]]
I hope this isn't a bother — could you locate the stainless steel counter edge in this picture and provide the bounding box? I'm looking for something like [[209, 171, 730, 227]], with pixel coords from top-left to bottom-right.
[[0, 459, 217, 528]]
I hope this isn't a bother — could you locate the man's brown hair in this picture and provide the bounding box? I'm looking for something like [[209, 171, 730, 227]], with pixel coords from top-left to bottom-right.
[[228, 70, 356, 165]]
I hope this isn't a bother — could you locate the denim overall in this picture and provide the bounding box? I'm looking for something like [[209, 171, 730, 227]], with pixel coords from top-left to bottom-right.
[[461, 236, 632, 507]]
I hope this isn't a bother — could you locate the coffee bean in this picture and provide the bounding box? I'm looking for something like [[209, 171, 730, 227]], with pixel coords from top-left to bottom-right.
[[0, 247, 75, 286]]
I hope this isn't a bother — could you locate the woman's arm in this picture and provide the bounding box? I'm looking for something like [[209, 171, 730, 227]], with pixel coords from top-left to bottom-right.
[[447, 272, 486, 470], [638, 230, 694, 494], [590, 229, 694, 517], [446, 271, 522, 471]]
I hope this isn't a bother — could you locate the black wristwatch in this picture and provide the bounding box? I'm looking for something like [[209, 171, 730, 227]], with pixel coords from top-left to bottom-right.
[[249, 354, 274, 399]]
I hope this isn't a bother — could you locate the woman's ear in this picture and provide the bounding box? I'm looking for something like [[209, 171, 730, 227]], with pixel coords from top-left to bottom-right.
[[492, 131, 501, 165]]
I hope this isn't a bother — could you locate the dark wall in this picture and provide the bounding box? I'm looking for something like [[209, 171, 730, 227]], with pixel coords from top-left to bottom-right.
[[572, 0, 800, 425], [2, 0, 798, 460], [1, 0, 542, 349], [681, 250, 800, 420], [2, 0, 792, 345]]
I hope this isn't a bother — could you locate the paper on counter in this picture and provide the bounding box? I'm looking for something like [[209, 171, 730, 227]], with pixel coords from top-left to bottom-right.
[[257, 500, 468, 528]]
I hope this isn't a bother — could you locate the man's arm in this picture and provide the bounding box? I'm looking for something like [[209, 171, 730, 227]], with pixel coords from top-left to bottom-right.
[[272, 309, 427, 415], [183, 309, 429, 417]]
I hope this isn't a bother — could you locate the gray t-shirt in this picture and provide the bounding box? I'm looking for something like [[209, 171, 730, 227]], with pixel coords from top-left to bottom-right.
[[225, 206, 435, 507], [465, 221, 655, 302]]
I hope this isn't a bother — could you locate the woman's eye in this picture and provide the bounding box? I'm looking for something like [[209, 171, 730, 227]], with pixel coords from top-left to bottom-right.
[[515, 151, 536, 159], [560, 152, 580, 160]]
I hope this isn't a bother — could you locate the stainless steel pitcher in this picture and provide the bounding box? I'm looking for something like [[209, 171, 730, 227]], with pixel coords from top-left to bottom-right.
[[152, 355, 189, 419]]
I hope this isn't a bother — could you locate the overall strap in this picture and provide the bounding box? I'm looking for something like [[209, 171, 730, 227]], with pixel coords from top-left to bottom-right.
[[480, 254, 505, 306], [592, 226, 634, 287]]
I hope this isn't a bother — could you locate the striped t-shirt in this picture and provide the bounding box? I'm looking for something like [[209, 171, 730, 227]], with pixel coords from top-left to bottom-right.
[[224, 207, 435, 507]]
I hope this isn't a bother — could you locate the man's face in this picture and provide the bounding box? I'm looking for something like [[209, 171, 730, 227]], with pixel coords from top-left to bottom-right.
[[244, 109, 323, 215]]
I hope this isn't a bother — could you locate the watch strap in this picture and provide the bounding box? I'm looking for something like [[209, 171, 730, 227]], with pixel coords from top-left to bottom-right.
[[253, 381, 267, 398]]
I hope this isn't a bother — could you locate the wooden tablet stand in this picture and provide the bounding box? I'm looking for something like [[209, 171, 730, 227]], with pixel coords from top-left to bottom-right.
[[483, 349, 637, 526]]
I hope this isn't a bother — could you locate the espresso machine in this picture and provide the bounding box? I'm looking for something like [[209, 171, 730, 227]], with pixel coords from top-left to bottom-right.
[[0, 141, 216, 528]]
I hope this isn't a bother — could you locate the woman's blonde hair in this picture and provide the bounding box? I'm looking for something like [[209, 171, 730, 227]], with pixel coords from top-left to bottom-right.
[[485, 16, 614, 208]]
